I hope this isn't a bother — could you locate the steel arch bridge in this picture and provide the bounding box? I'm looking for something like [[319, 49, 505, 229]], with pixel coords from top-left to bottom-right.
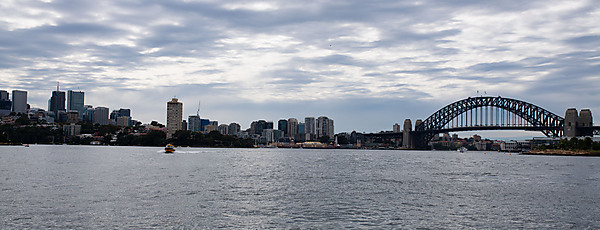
[[413, 96, 564, 149]]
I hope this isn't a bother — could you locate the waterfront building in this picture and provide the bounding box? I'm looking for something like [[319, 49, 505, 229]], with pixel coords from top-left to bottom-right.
[[188, 115, 201, 132], [0, 90, 8, 101], [209, 121, 218, 127], [83, 106, 94, 122], [116, 116, 132, 127], [228, 122, 241, 135], [200, 119, 209, 131], [304, 117, 316, 136], [67, 90, 84, 119], [316, 116, 334, 140], [203, 124, 217, 133], [110, 110, 120, 120], [287, 118, 298, 139], [250, 120, 272, 135], [298, 122, 305, 134], [12, 90, 28, 114], [181, 120, 187, 131], [393, 123, 401, 133], [93, 107, 109, 125], [278, 119, 288, 136], [218, 124, 229, 135], [166, 98, 183, 138], [66, 111, 79, 123], [49, 89, 65, 116], [0, 90, 10, 116], [63, 124, 82, 136]]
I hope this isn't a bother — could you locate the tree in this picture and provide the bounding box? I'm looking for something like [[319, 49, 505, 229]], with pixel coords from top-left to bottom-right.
[[150, 121, 165, 128], [318, 136, 330, 143]]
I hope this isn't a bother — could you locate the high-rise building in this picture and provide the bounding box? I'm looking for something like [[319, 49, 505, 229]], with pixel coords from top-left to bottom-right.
[[304, 117, 316, 135], [0, 90, 10, 116], [181, 120, 188, 131], [228, 122, 241, 135], [298, 122, 305, 134], [118, 108, 131, 117], [287, 118, 298, 139], [67, 90, 84, 119], [218, 124, 229, 135], [0, 90, 8, 101], [110, 110, 120, 120], [166, 98, 183, 138], [93, 107, 109, 125], [393, 123, 401, 133], [277, 119, 288, 136], [188, 115, 201, 132], [49, 90, 65, 115], [316, 116, 334, 140], [11, 90, 27, 113]]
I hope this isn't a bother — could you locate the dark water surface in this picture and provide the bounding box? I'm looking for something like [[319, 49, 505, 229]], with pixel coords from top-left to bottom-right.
[[1, 145, 599, 228]]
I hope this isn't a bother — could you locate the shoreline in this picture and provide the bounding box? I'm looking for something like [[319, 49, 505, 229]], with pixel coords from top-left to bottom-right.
[[524, 149, 600, 157]]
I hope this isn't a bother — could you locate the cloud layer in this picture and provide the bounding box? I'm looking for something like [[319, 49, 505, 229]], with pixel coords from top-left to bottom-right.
[[1, 0, 599, 135]]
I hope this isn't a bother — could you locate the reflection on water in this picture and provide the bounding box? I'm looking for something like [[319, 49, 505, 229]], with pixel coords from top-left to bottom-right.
[[1, 145, 599, 228]]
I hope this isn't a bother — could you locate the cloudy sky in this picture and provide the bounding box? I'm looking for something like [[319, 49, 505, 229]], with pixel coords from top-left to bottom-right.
[[1, 0, 599, 137]]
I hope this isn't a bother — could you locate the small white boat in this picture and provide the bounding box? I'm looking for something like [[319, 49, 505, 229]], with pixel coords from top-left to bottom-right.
[[457, 147, 467, 153]]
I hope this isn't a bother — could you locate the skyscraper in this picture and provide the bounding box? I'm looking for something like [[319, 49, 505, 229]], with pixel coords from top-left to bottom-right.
[[0, 90, 8, 101], [287, 118, 298, 139], [188, 115, 201, 132], [278, 119, 288, 136], [316, 116, 334, 140], [11, 90, 27, 113], [93, 107, 109, 125], [0, 90, 11, 116], [166, 98, 183, 138], [304, 117, 316, 140], [49, 89, 65, 115], [67, 90, 84, 119], [228, 122, 241, 135]]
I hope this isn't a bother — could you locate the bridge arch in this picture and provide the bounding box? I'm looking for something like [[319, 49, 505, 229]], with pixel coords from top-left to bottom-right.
[[413, 96, 564, 148]]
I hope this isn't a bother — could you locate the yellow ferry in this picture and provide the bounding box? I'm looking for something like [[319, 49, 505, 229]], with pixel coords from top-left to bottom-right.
[[165, 144, 176, 153]]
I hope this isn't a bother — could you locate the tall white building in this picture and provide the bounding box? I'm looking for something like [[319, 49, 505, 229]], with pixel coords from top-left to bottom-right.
[[11, 90, 27, 113], [166, 98, 183, 138], [316, 116, 334, 140]]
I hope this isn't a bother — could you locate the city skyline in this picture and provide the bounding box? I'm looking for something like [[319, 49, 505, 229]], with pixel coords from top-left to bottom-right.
[[1, 1, 599, 137]]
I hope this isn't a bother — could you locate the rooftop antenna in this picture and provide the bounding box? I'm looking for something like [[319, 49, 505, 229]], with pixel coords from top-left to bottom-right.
[[57, 81, 60, 92]]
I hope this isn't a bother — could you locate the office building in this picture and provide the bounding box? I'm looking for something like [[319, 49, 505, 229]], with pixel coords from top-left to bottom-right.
[[0, 90, 8, 101], [49, 90, 65, 115], [287, 118, 298, 139], [278, 119, 288, 136], [93, 107, 109, 125], [66, 111, 79, 123], [393, 123, 401, 133], [316, 116, 334, 140], [12, 90, 28, 113], [67, 90, 84, 119], [218, 124, 229, 135], [116, 116, 132, 127], [228, 123, 241, 135], [166, 98, 183, 138], [188, 115, 201, 132], [0, 90, 10, 116]]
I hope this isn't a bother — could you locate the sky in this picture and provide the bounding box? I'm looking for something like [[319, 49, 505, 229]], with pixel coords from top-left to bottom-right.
[[1, 0, 599, 137]]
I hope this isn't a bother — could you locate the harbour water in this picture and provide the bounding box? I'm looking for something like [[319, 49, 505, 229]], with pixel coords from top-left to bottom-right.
[[1, 145, 599, 228]]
